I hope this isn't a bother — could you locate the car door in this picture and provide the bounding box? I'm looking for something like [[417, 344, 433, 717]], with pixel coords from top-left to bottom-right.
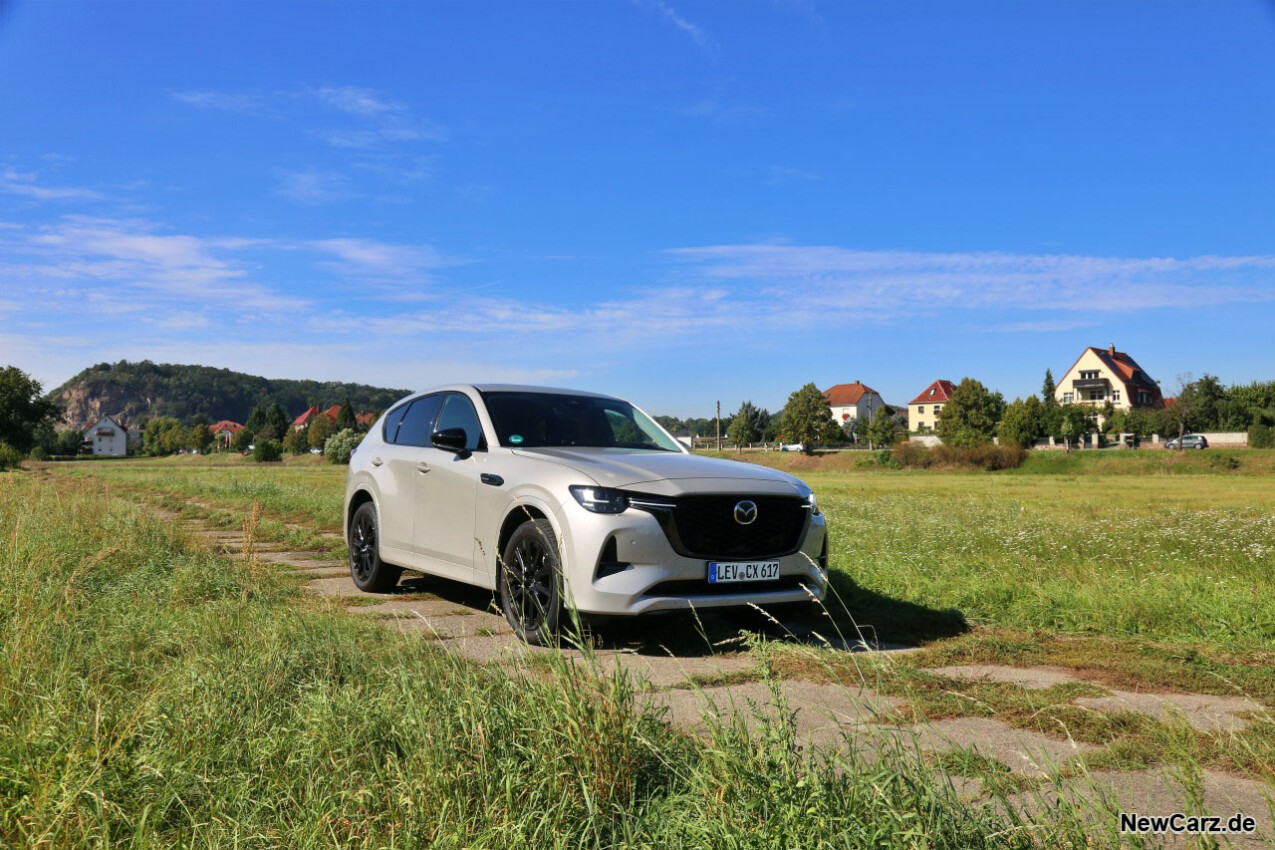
[[378, 394, 442, 556], [413, 392, 483, 574]]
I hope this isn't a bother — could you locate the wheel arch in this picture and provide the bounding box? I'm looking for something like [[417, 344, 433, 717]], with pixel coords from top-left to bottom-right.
[[346, 488, 377, 536]]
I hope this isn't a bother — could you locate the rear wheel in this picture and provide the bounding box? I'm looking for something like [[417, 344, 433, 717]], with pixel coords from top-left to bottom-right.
[[499, 519, 563, 645], [348, 502, 401, 592]]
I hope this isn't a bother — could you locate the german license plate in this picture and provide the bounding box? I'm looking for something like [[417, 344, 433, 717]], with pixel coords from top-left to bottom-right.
[[707, 561, 780, 583]]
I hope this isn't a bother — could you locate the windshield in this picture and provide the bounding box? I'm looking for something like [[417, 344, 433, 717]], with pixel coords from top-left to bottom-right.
[[481, 391, 682, 452]]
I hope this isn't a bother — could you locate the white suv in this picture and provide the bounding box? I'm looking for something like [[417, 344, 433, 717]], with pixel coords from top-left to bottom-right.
[[344, 385, 828, 644]]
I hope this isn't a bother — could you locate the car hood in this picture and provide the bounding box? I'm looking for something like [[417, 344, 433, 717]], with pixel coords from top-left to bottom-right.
[[510, 446, 806, 493]]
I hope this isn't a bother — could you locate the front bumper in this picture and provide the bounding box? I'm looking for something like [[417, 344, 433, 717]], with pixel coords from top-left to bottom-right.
[[553, 500, 828, 616]]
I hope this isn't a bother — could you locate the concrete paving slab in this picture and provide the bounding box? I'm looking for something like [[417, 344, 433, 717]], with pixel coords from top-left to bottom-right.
[[287, 566, 349, 577], [383, 613, 509, 640], [261, 552, 339, 565], [443, 633, 530, 665], [910, 717, 1096, 776], [649, 679, 900, 751], [1075, 690, 1266, 733], [346, 598, 462, 618], [926, 665, 1088, 690], [305, 576, 359, 597]]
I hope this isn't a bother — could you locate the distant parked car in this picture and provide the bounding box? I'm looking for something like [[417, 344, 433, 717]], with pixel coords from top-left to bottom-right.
[[1165, 434, 1208, 450], [310, 447, 322, 454], [780, 443, 805, 452]]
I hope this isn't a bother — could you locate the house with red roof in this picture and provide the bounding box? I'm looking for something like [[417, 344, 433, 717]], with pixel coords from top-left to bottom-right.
[[321, 404, 342, 423], [292, 405, 321, 431], [908, 380, 955, 433], [822, 381, 887, 430], [208, 420, 244, 450], [1055, 344, 1164, 424]]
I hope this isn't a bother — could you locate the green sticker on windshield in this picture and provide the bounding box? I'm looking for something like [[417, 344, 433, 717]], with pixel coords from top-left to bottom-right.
[[509, 434, 524, 444]]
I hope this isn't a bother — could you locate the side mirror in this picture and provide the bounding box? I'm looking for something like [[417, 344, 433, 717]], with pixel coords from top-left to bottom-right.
[[431, 427, 469, 456]]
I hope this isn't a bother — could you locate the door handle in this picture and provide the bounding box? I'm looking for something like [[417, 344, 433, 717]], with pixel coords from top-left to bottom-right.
[[480, 473, 504, 487], [371, 457, 383, 467], [417, 462, 431, 474]]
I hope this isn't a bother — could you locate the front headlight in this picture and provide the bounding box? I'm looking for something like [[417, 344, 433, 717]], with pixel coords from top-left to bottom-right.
[[569, 485, 629, 514]]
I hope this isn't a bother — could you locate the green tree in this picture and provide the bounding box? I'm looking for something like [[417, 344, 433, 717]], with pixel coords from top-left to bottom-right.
[[1041, 369, 1057, 407], [726, 410, 757, 450], [865, 407, 899, 449], [0, 366, 62, 454], [232, 427, 254, 453], [325, 428, 362, 465], [308, 415, 337, 450], [144, 417, 183, 456], [726, 401, 767, 449], [252, 438, 283, 463], [998, 396, 1045, 449], [57, 429, 86, 456], [245, 402, 269, 436], [0, 442, 22, 471], [187, 417, 213, 453], [1162, 375, 1201, 449], [282, 425, 307, 454], [936, 378, 1005, 448], [337, 398, 357, 432], [259, 401, 289, 442], [778, 383, 838, 455]]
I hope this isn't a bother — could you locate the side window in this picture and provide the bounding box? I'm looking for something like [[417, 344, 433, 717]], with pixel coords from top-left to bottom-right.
[[434, 393, 485, 451], [382, 404, 410, 443], [395, 395, 444, 447]]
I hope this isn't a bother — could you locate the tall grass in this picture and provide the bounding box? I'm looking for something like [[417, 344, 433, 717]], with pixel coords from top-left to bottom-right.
[[1, 471, 1087, 847]]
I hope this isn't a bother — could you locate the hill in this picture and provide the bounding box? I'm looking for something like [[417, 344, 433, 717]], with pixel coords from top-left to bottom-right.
[[52, 361, 410, 428]]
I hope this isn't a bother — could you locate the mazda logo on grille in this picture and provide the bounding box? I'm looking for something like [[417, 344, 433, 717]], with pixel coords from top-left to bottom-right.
[[733, 500, 758, 525]]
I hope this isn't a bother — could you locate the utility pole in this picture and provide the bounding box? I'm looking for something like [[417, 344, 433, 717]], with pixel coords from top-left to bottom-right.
[[716, 400, 722, 452]]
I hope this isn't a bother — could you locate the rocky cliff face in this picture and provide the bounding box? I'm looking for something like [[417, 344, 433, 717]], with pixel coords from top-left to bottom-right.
[[56, 379, 151, 430]]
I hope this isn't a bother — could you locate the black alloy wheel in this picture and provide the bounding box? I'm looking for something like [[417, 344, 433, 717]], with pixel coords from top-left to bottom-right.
[[499, 519, 563, 645], [348, 501, 401, 592]]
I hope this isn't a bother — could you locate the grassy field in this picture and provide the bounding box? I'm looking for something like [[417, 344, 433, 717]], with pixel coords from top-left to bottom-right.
[[1, 467, 1100, 847], [58, 450, 1275, 654]]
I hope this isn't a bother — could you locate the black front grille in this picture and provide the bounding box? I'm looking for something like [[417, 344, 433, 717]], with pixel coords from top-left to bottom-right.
[[646, 575, 811, 598], [634, 494, 809, 559]]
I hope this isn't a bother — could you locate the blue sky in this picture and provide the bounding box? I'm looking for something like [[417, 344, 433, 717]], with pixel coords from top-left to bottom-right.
[[2, 1, 1273, 416]]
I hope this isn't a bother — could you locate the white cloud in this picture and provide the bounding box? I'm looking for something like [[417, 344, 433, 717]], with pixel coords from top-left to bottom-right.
[[633, 0, 715, 52], [1, 170, 103, 201], [314, 86, 402, 118], [170, 90, 270, 114], [667, 244, 1275, 315], [4, 216, 306, 314], [274, 170, 347, 204], [309, 237, 449, 279]]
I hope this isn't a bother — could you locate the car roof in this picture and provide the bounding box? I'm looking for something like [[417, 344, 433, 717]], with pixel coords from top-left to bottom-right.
[[408, 383, 622, 401]]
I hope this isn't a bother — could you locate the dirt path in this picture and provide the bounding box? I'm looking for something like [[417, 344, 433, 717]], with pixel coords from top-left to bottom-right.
[[167, 503, 1273, 847]]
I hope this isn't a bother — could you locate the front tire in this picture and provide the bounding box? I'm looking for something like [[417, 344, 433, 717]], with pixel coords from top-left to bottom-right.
[[348, 502, 401, 593], [499, 519, 564, 645]]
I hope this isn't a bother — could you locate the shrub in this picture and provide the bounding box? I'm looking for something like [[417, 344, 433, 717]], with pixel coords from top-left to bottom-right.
[[28, 445, 48, 461], [325, 428, 362, 465], [0, 442, 22, 471], [890, 441, 1026, 471], [1250, 423, 1275, 449], [252, 438, 283, 463]]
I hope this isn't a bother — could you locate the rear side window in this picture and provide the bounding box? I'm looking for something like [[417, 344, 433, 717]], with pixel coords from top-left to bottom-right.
[[393, 394, 444, 447], [381, 404, 410, 443], [434, 393, 485, 452]]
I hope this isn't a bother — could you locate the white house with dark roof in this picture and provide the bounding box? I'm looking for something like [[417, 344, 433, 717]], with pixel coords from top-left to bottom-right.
[[83, 416, 128, 457]]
